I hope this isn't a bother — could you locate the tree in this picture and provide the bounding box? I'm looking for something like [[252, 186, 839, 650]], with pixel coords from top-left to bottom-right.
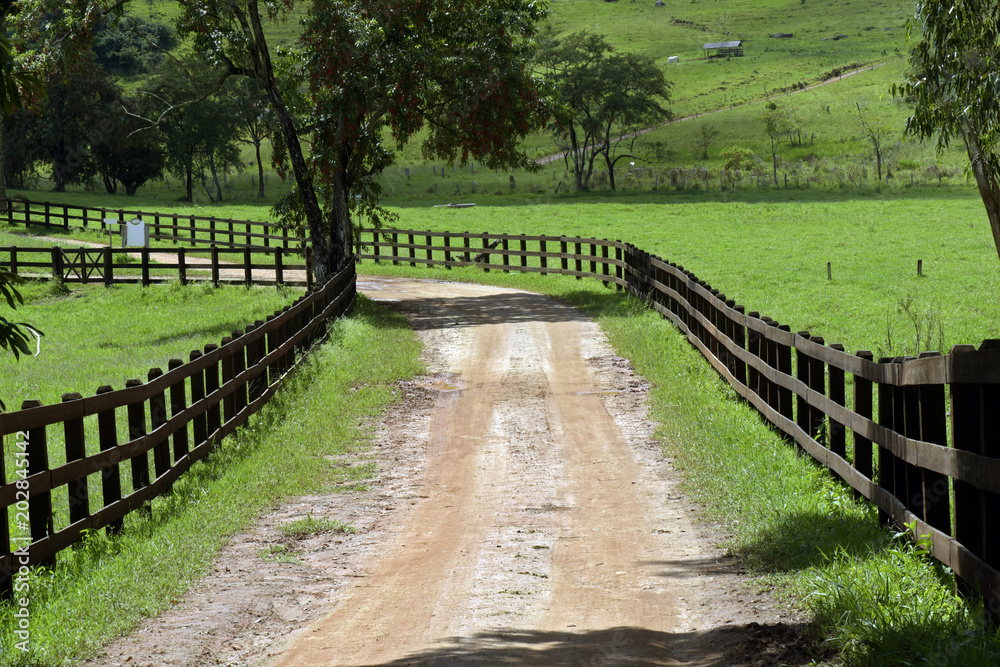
[[537, 31, 672, 191], [895, 0, 1000, 260], [93, 13, 177, 76], [138, 56, 242, 202], [594, 52, 673, 190], [170, 0, 550, 279], [692, 122, 721, 160], [762, 102, 797, 186], [855, 99, 894, 183], [92, 96, 165, 195], [227, 77, 272, 198], [32, 52, 120, 191]]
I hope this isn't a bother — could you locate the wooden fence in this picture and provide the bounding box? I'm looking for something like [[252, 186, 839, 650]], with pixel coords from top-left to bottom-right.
[[0, 263, 356, 597], [355, 227, 626, 286], [362, 228, 1000, 613], [2, 198, 301, 250], [2, 246, 312, 287]]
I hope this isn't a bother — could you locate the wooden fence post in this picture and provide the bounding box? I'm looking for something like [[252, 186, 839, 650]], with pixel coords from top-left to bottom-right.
[[951, 344, 1000, 594], [916, 351, 950, 533], [147, 368, 170, 481], [852, 351, 875, 494], [211, 246, 220, 287], [178, 247, 187, 286], [167, 359, 189, 460], [876, 357, 898, 526], [221, 337, 236, 424], [809, 336, 827, 442], [425, 234, 433, 266], [141, 248, 150, 287], [124, 379, 151, 514], [247, 322, 266, 402], [62, 392, 90, 527], [230, 330, 247, 416], [22, 399, 55, 567], [540, 239, 548, 275], [392, 232, 400, 266], [51, 247, 63, 282], [244, 248, 253, 286], [776, 325, 794, 422], [443, 234, 451, 269], [104, 248, 113, 287], [188, 350, 208, 450], [829, 344, 847, 461], [95, 385, 123, 534], [409, 233, 416, 267], [732, 305, 747, 389], [204, 344, 222, 437], [502, 236, 510, 271]]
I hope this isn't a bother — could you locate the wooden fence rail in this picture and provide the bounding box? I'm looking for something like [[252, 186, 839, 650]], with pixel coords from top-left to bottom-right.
[[1, 246, 311, 288], [355, 227, 627, 287], [2, 198, 301, 250], [0, 263, 356, 597], [363, 227, 1000, 614]]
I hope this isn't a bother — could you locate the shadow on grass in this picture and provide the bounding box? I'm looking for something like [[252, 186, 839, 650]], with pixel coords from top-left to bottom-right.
[[727, 509, 889, 574], [343, 623, 824, 666]]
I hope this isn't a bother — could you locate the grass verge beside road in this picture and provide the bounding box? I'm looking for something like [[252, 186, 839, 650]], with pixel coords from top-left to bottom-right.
[[0, 296, 424, 665]]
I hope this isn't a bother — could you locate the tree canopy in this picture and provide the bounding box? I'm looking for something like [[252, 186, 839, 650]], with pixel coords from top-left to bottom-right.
[[535, 30, 672, 192], [167, 0, 551, 279], [896, 0, 1000, 260]]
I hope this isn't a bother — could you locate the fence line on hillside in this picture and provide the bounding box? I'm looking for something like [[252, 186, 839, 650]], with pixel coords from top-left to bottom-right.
[[2, 246, 312, 288], [2, 198, 302, 250], [0, 263, 356, 597], [360, 227, 1000, 614]]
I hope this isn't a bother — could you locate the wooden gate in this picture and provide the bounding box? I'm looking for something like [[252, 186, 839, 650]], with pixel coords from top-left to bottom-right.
[[56, 248, 105, 283]]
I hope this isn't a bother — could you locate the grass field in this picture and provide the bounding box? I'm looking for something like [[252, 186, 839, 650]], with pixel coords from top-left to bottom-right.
[[12, 184, 997, 358]]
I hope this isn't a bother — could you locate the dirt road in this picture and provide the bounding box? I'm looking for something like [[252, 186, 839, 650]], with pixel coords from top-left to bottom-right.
[[85, 276, 816, 666]]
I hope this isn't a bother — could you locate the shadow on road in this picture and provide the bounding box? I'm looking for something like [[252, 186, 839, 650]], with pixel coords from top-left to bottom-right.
[[351, 623, 825, 666], [368, 290, 592, 329]]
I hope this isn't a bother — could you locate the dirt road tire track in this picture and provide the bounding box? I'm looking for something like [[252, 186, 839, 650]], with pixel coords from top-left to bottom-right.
[[83, 276, 820, 667]]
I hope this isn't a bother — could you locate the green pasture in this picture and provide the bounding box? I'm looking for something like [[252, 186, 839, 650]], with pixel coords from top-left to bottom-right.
[[11, 183, 998, 359], [381, 188, 1000, 357]]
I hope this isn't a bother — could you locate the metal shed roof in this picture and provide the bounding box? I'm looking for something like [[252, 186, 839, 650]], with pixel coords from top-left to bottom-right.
[[703, 41, 742, 49]]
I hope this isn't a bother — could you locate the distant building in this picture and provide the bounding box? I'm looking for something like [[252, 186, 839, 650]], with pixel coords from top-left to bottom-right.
[[703, 40, 744, 58]]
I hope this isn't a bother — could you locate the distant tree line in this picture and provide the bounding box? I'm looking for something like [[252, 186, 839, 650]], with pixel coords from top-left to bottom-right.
[[1, 14, 273, 202]]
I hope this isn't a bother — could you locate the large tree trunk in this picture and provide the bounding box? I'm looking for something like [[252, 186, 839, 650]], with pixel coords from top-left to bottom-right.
[[184, 161, 194, 202], [966, 129, 1000, 263], [255, 140, 265, 198], [568, 124, 584, 191], [239, 0, 335, 282]]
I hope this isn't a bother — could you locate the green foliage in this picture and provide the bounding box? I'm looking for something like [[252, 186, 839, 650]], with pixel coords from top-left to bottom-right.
[[93, 14, 177, 76], [0, 266, 42, 408], [535, 29, 672, 191], [897, 0, 1000, 260]]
